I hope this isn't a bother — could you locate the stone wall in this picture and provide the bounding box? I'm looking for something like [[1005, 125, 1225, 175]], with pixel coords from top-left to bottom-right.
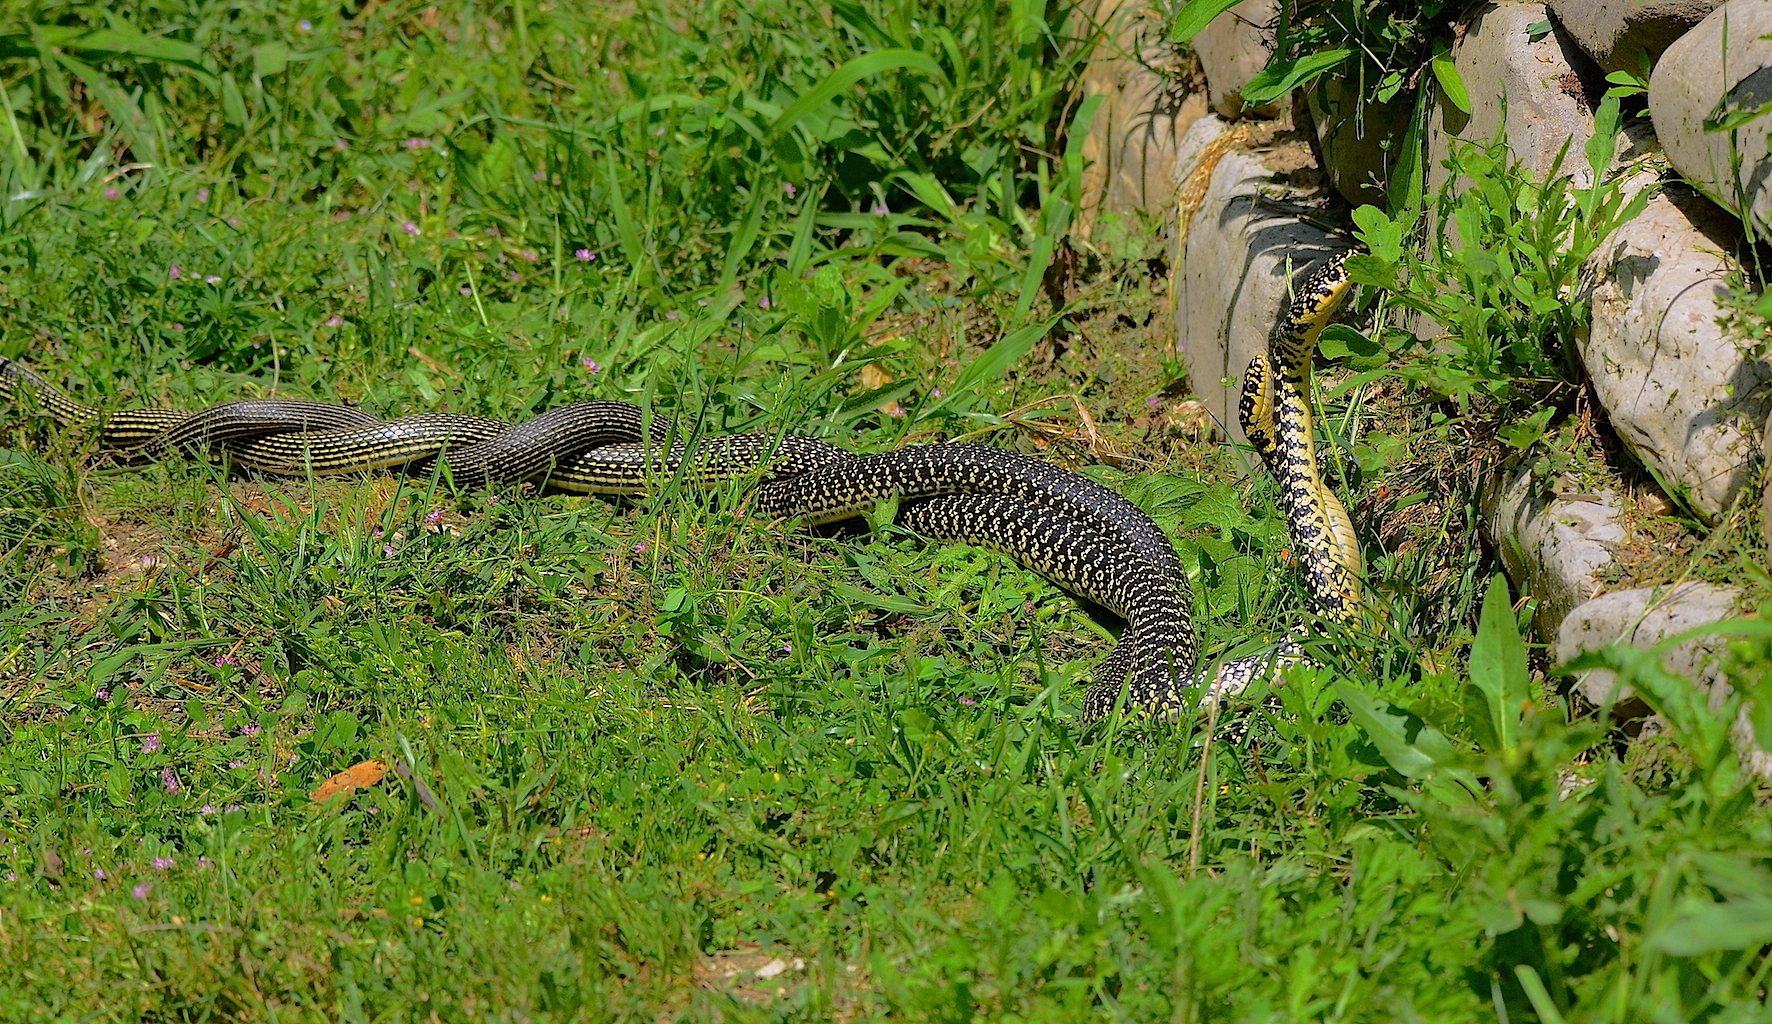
[[1077, 1, 1768, 726]]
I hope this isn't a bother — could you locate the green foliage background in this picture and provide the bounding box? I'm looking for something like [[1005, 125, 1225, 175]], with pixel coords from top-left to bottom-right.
[[0, 2, 1768, 1022]]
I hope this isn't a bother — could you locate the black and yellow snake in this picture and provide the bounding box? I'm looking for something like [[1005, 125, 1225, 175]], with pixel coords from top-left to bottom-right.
[[0, 253, 1358, 721]]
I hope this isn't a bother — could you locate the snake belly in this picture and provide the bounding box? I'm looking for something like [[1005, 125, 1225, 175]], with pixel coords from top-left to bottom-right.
[[1238, 251, 1364, 624]]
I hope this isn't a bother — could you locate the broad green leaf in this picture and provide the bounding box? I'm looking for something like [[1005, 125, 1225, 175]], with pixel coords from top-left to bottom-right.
[[1242, 48, 1352, 104], [1350, 204, 1404, 261], [1333, 679, 1460, 778], [1170, 0, 1245, 44], [1496, 406, 1555, 449], [772, 50, 948, 138], [74, 27, 207, 70], [252, 40, 289, 78], [1429, 52, 1471, 115], [893, 171, 959, 221], [1651, 897, 1772, 955], [1387, 91, 1431, 219], [916, 316, 1058, 421], [1586, 93, 1623, 187], [830, 579, 931, 615], [105, 764, 132, 807], [1317, 324, 1381, 360], [1468, 573, 1528, 754], [834, 379, 917, 423]]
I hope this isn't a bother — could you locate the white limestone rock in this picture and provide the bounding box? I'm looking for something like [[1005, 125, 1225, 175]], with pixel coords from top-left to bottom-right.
[[1555, 581, 1741, 705], [1426, 3, 1605, 198], [1550, 0, 1722, 75], [1191, 0, 1281, 120], [1649, 1, 1772, 236], [1482, 459, 1627, 638], [1577, 191, 1770, 520], [1076, 1, 1207, 240]]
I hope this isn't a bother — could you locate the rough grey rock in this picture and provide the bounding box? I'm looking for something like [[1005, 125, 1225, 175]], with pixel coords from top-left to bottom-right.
[[1306, 75, 1409, 208], [1578, 190, 1770, 520], [1556, 581, 1741, 705], [1482, 459, 1627, 638], [1557, 580, 1771, 779], [1191, 0, 1281, 120], [1427, 3, 1605, 198], [1170, 115, 1343, 456], [1076, 1, 1207, 240], [1550, 0, 1722, 74], [1649, 2, 1772, 236]]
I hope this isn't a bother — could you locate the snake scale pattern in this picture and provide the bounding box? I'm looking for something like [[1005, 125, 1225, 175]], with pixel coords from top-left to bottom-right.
[[0, 252, 1359, 721]]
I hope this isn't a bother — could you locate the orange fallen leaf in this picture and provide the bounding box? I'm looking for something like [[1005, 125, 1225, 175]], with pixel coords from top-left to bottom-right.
[[311, 759, 389, 803]]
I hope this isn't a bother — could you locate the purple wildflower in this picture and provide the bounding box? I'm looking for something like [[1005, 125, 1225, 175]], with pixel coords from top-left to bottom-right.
[[152, 856, 174, 871], [579, 357, 600, 372], [95, 689, 110, 701], [196, 188, 210, 202], [665, 311, 679, 320], [94, 868, 106, 880], [161, 768, 181, 795], [204, 275, 221, 285], [132, 882, 153, 899], [199, 805, 218, 816], [574, 248, 596, 261], [784, 183, 797, 197], [141, 733, 161, 754], [405, 138, 430, 150], [959, 696, 978, 706], [240, 722, 261, 737], [197, 856, 211, 868], [425, 509, 444, 525], [170, 323, 184, 331], [325, 316, 343, 327], [103, 186, 120, 200], [517, 250, 537, 262], [168, 264, 182, 280], [402, 221, 420, 236], [758, 297, 771, 309], [228, 759, 247, 769], [633, 542, 648, 554], [872, 203, 889, 215], [460, 286, 472, 296], [213, 655, 237, 667]]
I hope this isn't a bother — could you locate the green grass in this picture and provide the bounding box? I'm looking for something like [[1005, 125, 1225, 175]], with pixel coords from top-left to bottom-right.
[[1, 1, 1771, 1021]]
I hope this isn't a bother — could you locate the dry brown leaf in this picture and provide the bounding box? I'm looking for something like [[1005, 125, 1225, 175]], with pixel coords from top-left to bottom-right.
[[858, 362, 892, 390], [311, 759, 389, 803]]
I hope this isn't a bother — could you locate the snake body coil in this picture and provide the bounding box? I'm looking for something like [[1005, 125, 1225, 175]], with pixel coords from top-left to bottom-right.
[[0, 252, 1358, 719]]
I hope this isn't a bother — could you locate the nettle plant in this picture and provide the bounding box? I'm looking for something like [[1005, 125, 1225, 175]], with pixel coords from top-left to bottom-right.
[[1337, 94, 1654, 450]]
